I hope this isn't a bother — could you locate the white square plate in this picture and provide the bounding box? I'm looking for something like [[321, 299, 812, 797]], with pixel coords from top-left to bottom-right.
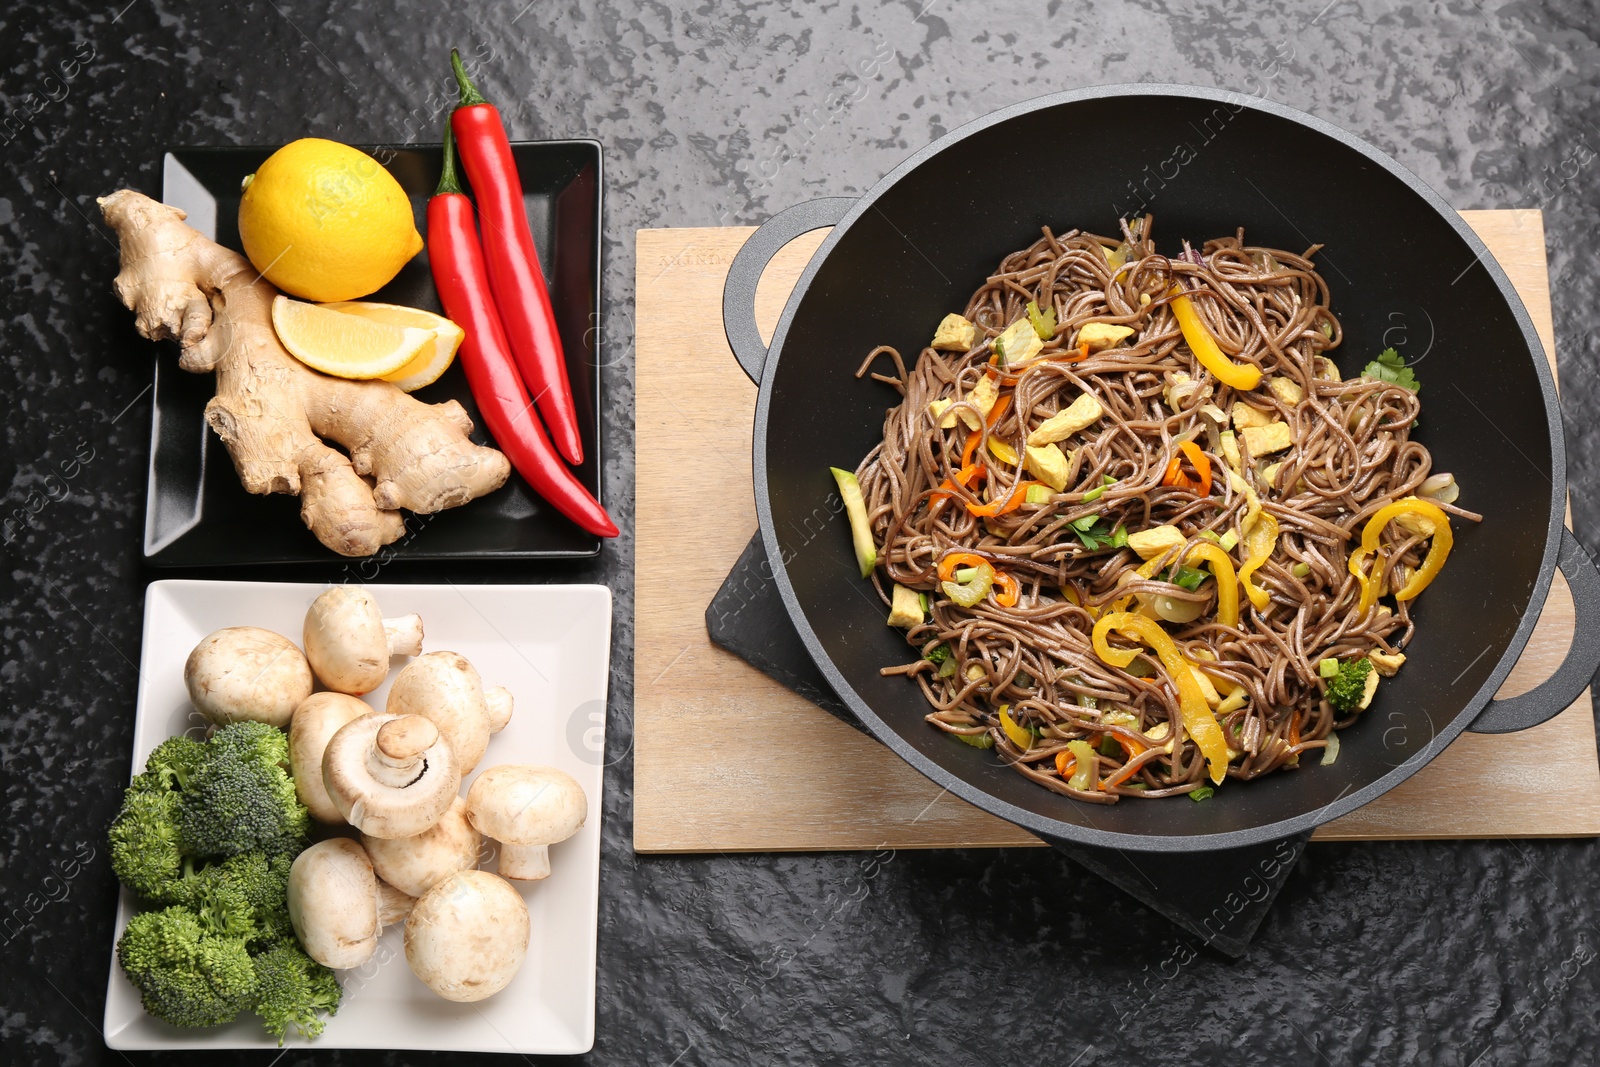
[[104, 580, 612, 1053]]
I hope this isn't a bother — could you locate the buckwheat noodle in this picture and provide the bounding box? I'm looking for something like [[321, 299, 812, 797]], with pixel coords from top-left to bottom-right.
[[854, 216, 1480, 802]]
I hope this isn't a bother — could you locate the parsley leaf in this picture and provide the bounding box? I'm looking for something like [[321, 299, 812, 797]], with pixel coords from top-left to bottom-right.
[[1361, 347, 1420, 393], [1073, 516, 1126, 550], [1026, 299, 1057, 341]]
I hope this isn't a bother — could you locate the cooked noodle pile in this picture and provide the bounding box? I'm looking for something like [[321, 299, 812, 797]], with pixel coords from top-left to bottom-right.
[[851, 216, 1477, 802]]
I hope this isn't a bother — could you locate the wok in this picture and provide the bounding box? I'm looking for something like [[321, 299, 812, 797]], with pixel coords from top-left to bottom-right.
[[722, 85, 1600, 851]]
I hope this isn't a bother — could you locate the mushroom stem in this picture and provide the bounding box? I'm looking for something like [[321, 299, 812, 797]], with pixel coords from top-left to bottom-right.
[[496, 842, 551, 881], [378, 879, 416, 926], [484, 686, 513, 734], [384, 613, 425, 657], [365, 715, 438, 786]]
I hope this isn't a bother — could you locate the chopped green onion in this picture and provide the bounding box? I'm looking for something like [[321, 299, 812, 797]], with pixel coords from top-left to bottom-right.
[[1219, 530, 1239, 552], [955, 731, 995, 749], [1318, 657, 1339, 679], [1160, 566, 1208, 592], [1292, 562, 1312, 579], [1025, 484, 1052, 504], [1199, 530, 1222, 544], [1103, 474, 1117, 485], [1111, 525, 1130, 548], [1321, 730, 1341, 766], [1026, 299, 1057, 341], [1083, 484, 1107, 503], [993, 336, 1008, 365], [918, 592, 930, 614], [1189, 785, 1215, 802], [953, 567, 979, 583]]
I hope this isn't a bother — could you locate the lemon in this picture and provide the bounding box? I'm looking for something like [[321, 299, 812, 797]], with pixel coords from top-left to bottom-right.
[[239, 138, 424, 303], [322, 301, 465, 392], [271, 295, 433, 379]]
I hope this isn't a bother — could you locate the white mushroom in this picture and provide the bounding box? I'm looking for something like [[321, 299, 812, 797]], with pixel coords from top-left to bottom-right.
[[322, 713, 460, 839], [404, 870, 529, 1002], [465, 765, 587, 881], [302, 586, 424, 695], [183, 626, 313, 727], [289, 692, 373, 823], [287, 837, 415, 970], [385, 651, 513, 775], [362, 795, 482, 898]]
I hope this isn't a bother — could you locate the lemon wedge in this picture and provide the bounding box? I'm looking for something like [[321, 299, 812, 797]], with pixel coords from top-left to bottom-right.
[[271, 295, 433, 380], [321, 301, 465, 392]]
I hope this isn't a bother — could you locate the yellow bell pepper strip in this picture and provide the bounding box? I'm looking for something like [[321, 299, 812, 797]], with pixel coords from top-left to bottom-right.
[[1168, 285, 1262, 391], [986, 437, 1020, 467], [1184, 542, 1240, 627], [999, 705, 1033, 750], [1238, 511, 1280, 612], [1348, 497, 1453, 614], [1092, 612, 1230, 784]]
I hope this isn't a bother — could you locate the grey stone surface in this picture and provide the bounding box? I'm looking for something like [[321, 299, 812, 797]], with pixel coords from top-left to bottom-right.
[[3, 0, 1600, 1063]]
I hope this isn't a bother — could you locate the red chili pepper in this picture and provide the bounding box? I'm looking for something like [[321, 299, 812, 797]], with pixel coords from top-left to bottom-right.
[[428, 125, 617, 538], [449, 49, 585, 466]]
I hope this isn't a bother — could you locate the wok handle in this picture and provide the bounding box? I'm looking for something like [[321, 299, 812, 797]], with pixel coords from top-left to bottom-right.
[[1470, 528, 1600, 734], [722, 197, 855, 384]]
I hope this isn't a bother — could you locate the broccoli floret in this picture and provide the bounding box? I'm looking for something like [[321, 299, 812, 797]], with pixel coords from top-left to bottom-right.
[[116, 907, 256, 1029], [109, 788, 188, 904], [177, 723, 309, 860], [133, 735, 208, 794], [1326, 657, 1374, 714], [249, 942, 343, 1044], [187, 852, 294, 949]]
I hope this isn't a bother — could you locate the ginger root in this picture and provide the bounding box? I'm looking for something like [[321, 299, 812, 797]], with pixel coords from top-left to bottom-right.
[[99, 189, 509, 557]]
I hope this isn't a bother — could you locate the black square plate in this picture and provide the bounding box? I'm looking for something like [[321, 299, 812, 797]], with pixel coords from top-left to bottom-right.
[[148, 141, 604, 565]]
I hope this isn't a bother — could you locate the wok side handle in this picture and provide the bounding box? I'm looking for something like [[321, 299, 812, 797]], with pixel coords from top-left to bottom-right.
[[722, 197, 855, 384], [1470, 528, 1600, 734]]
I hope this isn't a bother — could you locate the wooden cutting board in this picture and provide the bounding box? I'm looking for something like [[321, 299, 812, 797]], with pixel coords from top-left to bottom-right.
[[633, 211, 1600, 853]]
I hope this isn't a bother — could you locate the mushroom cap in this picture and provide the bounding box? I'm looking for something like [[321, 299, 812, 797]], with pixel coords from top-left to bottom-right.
[[466, 765, 587, 847], [363, 795, 482, 898], [404, 870, 529, 1002], [287, 838, 381, 970], [386, 651, 503, 775], [322, 712, 460, 839], [183, 626, 313, 727], [302, 586, 421, 695], [289, 692, 374, 823]]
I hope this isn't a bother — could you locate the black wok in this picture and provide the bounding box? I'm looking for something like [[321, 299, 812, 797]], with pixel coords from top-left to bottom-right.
[[722, 85, 1600, 852]]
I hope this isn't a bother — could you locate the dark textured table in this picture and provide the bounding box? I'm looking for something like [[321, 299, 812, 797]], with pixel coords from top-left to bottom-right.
[[5, 2, 1600, 1064]]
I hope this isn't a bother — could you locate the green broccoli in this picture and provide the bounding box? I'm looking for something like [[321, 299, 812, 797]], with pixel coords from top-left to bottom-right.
[[1326, 657, 1374, 714], [109, 788, 187, 903], [249, 942, 343, 1044], [116, 906, 257, 1029], [177, 722, 309, 860], [186, 852, 295, 949], [132, 734, 208, 794], [110, 725, 337, 1040]]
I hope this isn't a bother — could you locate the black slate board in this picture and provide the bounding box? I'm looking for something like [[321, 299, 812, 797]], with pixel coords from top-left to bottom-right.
[[707, 532, 1307, 957]]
